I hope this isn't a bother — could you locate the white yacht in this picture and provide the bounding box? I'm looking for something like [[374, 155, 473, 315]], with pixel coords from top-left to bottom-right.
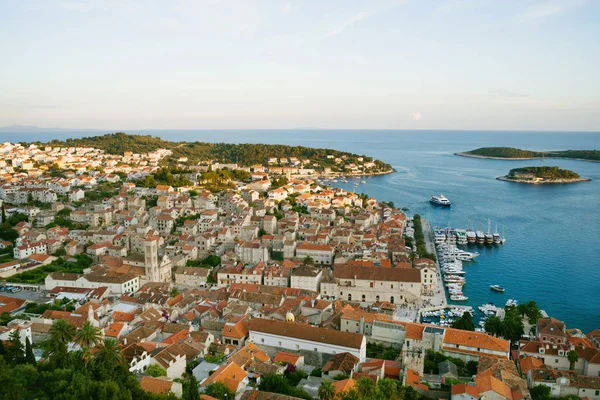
[[430, 194, 451, 206]]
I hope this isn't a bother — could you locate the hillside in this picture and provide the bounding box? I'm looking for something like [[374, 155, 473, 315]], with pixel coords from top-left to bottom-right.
[[498, 166, 589, 184], [38, 132, 393, 172], [457, 147, 600, 161]]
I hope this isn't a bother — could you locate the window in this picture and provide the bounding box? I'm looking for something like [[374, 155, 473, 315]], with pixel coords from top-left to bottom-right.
[[390, 296, 394, 304], [555, 359, 558, 363], [261, 338, 265, 343], [376, 295, 380, 302], [314, 348, 318, 352], [296, 344, 300, 350], [278, 341, 282, 346], [370, 282, 374, 288], [348, 294, 352, 301], [391, 284, 394, 289], [362, 295, 366, 302], [406, 340, 410, 347]]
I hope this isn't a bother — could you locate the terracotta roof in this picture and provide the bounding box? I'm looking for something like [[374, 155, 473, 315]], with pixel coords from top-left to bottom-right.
[[333, 263, 421, 283], [105, 322, 126, 338], [444, 328, 510, 353], [475, 374, 513, 399], [223, 321, 249, 340], [200, 361, 248, 393], [333, 378, 356, 394], [406, 369, 428, 390], [322, 352, 359, 374], [452, 383, 480, 397], [139, 376, 173, 394], [250, 318, 364, 349], [296, 242, 333, 252], [519, 356, 543, 375], [273, 352, 303, 365]]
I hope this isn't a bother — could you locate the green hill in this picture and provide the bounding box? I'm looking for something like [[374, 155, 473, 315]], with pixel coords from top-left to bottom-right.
[[460, 147, 600, 161], [36, 132, 393, 172], [507, 166, 580, 180]]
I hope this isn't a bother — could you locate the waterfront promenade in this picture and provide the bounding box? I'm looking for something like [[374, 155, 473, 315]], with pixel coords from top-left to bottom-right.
[[422, 219, 447, 308]]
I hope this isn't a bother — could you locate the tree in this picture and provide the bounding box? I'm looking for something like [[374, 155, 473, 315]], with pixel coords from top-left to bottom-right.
[[94, 339, 124, 380], [146, 364, 167, 377], [1, 204, 5, 222], [24, 338, 35, 366], [318, 380, 336, 400], [74, 321, 103, 349], [567, 350, 579, 370], [377, 378, 399, 400], [355, 377, 377, 399], [529, 384, 551, 400], [452, 312, 475, 331], [183, 375, 200, 400], [7, 330, 24, 365], [303, 256, 315, 266], [204, 381, 235, 400], [484, 315, 503, 337]]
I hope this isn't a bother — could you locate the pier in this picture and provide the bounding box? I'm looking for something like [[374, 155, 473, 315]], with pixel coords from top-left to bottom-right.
[[422, 219, 447, 308]]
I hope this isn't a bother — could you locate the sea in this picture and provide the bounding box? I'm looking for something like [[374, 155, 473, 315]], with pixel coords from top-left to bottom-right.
[[2, 129, 599, 332]]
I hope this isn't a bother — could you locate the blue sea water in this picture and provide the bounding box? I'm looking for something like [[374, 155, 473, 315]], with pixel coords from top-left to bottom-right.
[[2, 129, 599, 332]]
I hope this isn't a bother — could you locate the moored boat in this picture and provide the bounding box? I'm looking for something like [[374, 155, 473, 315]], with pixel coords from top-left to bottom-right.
[[490, 285, 505, 292]]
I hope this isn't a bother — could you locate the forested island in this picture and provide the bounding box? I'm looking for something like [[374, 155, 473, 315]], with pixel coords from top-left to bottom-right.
[[34, 132, 394, 175], [497, 166, 591, 184], [456, 147, 600, 162]]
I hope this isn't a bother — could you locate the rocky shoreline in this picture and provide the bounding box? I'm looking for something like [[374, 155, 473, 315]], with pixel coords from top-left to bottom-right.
[[496, 176, 591, 184]]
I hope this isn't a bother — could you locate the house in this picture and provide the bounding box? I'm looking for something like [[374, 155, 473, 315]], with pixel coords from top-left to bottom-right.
[[222, 320, 249, 347], [139, 376, 182, 397], [248, 318, 367, 364], [174, 266, 210, 287], [200, 361, 249, 395], [273, 352, 305, 368], [320, 263, 422, 305], [295, 242, 335, 265], [150, 343, 187, 379], [322, 352, 359, 377], [290, 265, 322, 293]]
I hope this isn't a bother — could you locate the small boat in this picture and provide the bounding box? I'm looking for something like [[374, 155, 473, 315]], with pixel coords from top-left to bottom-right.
[[430, 194, 451, 206], [360, 180, 366, 184], [506, 299, 518, 307], [490, 285, 505, 292], [450, 295, 469, 301]]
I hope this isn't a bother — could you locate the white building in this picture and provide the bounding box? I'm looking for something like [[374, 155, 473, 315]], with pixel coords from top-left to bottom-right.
[[249, 318, 367, 363], [296, 242, 335, 265], [290, 265, 322, 292]]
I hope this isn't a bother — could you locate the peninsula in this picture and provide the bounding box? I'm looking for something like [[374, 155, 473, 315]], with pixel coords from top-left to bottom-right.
[[497, 166, 591, 184], [34, 132, 394, 176], [455, 147, 600, 162]]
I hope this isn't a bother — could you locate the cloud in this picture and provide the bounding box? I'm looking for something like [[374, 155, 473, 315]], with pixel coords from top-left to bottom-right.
[[410, 112, 423, 121], [491, 90, 529, 98], [323, 12, 370, 38], [322, 1, 407, 38], [519, 0, 588, 22]]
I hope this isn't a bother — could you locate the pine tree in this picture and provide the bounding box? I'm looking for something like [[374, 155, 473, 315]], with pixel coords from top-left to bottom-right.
[[25, 338, 36, 365], [1, 204, 5, 223]]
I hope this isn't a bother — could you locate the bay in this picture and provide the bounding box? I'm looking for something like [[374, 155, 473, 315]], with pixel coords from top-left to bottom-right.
[[2, 129, 599, 332]]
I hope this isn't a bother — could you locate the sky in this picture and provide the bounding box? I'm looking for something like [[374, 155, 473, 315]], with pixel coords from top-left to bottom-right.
[[0, 0, 599, 131]]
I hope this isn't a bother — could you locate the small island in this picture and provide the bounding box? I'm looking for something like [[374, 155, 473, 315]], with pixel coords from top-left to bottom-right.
[[497, 166, 591, 184], [456, 147, 600, 162]]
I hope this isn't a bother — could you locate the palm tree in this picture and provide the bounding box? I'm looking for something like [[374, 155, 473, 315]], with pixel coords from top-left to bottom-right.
[[318, 380, 336, 400], [94, 339, 124, 379], [49, 319, 76, 346], [567, 350, 579, 370], [74, 321, 103, 349]]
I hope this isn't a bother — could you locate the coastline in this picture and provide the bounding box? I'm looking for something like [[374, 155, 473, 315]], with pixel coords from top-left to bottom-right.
[[496, 176, 591, 184], [455, 152, 600, 163]]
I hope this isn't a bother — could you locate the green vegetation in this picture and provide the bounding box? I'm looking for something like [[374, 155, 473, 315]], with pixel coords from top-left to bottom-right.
[[463, 147, 600, 161], [0, 212, 29, 242], [451, 312, 475, 331], [40, 132, 393, 171], [0, 319, 176, 400], [412, 215, 436, 261], [203, 382, 235, 399], [6, 254, 93, 284], [146, 364, 167, 377], [138, 166, 193, 188], [366, 342, 398, 360], [186, 255, 221, 268], [325, 376, 422, 400], [505, 166, 582, 181], [424, 350, 478, 377], [484, 299, 542, 343], [258, 373, 312, 400]]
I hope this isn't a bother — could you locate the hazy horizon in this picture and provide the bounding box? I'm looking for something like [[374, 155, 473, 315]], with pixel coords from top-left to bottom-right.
[[1, 0, 599, 131]]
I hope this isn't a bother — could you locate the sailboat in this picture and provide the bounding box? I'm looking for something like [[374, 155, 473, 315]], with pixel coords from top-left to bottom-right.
[[484, 218, 494, 244], [493, 223, 502, 244]]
